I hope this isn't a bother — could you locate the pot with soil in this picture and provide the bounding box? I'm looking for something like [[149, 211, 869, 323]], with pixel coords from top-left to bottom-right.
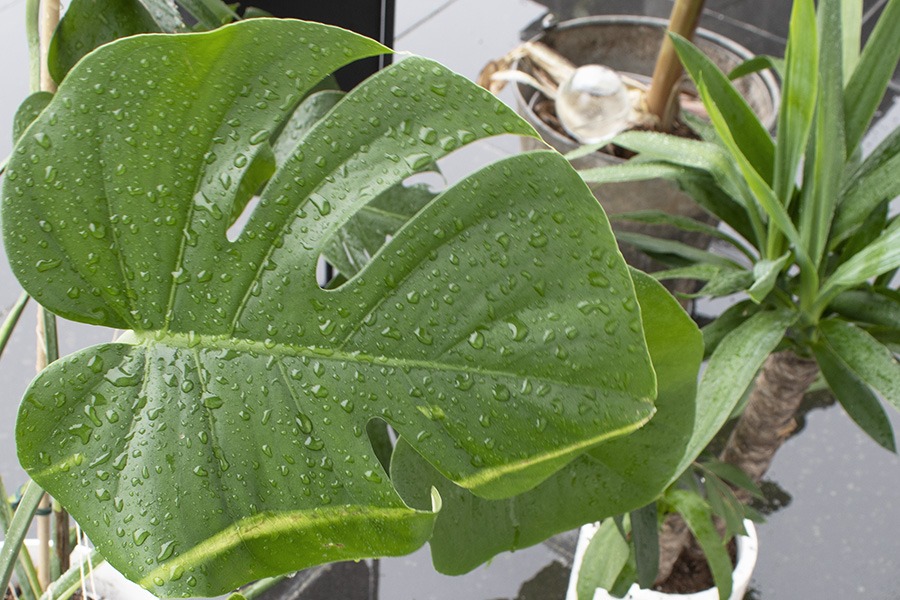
[[566, 519, 758, 600], [511, 15, 779, 287]]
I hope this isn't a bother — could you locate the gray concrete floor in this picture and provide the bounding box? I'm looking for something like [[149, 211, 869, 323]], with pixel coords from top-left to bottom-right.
[[1, 1, 900, 598]]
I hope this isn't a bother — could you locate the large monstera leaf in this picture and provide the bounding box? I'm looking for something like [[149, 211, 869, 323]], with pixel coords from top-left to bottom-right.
[[2, 19, 657, 597], [392, 270, 703, 574]]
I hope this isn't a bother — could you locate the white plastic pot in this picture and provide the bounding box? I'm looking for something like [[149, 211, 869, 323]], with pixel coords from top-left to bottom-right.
[[566, 519, 758, 600]]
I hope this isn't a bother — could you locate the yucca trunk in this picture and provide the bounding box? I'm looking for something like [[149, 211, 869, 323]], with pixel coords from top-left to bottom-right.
[[655, 350, 819, 584], [719, 350, 819, 492]]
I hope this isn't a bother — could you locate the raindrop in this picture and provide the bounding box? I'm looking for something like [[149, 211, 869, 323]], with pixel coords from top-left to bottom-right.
[[133, 529, 150, 546]]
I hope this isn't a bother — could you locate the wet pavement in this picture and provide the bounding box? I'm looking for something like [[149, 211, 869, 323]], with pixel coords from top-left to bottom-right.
[[1, 1, 899, 598]]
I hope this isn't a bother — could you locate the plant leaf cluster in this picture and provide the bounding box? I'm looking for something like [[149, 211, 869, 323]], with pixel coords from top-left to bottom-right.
[[577, 0, 900, 596], [582, 0, 900, 451], [0, 13, 719, 598]]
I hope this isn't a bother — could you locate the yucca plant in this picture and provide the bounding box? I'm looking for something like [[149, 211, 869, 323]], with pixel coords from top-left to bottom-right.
[[578, 0, 900, 592]]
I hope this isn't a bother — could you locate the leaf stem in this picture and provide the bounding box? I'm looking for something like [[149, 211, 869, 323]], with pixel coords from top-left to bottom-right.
[[0, 476, 41, 600], [0, 293, 29, 359], [0, 481, 45, 595]]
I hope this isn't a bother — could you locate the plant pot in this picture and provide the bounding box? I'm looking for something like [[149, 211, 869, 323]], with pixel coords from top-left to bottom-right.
[[513, 16, 780, 289], [565, 519, 758, 600], [4, 539, 156, 600]]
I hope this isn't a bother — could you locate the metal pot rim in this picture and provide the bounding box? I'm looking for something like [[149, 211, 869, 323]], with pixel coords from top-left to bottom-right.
[[513, 14, 781, 155]]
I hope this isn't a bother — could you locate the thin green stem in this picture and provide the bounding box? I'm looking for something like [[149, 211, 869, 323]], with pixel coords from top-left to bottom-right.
[[37, 550, 104, 600], [1, 481, 45, 594], [237, 574, 287, 599], [0, 477, 41, 600], [38, 308, 58, 364], [0, 293, 29, 359], [25, 0, 40, 92]]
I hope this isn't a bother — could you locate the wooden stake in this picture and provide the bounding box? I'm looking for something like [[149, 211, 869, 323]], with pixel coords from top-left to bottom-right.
[[646, 0, 706, 131]]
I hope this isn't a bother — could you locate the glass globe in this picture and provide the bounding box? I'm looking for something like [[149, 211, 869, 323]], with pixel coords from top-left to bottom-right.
[[556, 64, 631, 144]]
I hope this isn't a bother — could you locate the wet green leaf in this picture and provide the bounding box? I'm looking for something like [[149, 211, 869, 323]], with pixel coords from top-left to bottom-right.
[[630, 502, 659, 589], [3, 20, 657, 596], [48, 0, 182, 83], [577, 519, 630, 600], [701, 300, 757, 359], [844, 0, 900, 154], [773, 0, 818, 205], [392, 271, 701, 574], [664, 489, 733, 600], [747, 253, 789, 303], [818, 320, 900, 412], [676, 309, 796, 477], [13, 92, 53, 144], [833, 127, 900, 245], [813, 341, 896, 452], [671, 33, 775, 183]]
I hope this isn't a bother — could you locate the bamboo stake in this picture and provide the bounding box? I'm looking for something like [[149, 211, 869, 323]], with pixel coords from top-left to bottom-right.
[[35, 0, 62, 588], [38, 0, 59, 93], [646, 0, 706, 131]]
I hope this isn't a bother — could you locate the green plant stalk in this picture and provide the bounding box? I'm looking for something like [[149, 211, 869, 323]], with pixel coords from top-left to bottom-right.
[[0, 293, 29, 358], [0, 477, 41, 600], [237, 574, 287, 599], [37, 550, 103, 600], [0, 481, 45, 594]]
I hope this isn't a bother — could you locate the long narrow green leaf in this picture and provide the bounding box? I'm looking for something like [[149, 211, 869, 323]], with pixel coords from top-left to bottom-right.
[[676, 309, 796, 476], [813, 342, 896, 452], [630, 503, 659, 589], [671, 33, 775, 183], [697, 269, 756, 299], [828, 289, 900, 329], [678, 174, 759, 246], [747, 253, 789, 303], [729, 55, 785, 81], [841, 0, 863, 83], [700, 460, 764, 500], [578, 161, 692, 184], [799, 0, 845, 264], [614, 231, 743, 269], [698, 79, 810, 271], [653, 263, 723, 282], [817, 221, 900, 311], [833, 127, 900, 245], [613, 133, 756, 217], [0, 477, 40, 600], [844, 0, 900, 154], [773, 0, 819, 205], [579, 157, 758, 246], [0, 292, 29, 358], [701, 300, 758, 358], [664, 490, 733, 600], [0, 482, 44, 594], [819, 320, 900, 412], [611, 210, 756, 260], [577, 520, 631, 600], [838, 199, 888, 265]]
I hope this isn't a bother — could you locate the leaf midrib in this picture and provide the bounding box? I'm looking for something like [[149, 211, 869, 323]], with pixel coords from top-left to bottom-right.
[[132, 330, 643, 395]]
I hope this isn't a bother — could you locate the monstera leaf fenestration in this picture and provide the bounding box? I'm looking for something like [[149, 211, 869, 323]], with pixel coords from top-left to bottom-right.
[[3, 19, 658, 597]]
